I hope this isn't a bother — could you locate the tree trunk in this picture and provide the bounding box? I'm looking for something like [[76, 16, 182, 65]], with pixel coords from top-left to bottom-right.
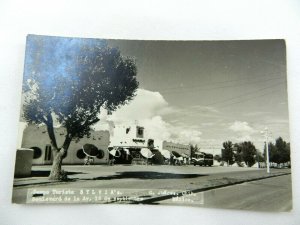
[[49, 149, 66, 180], [49, 134, 72, 180], [46, 113, 58, 149]]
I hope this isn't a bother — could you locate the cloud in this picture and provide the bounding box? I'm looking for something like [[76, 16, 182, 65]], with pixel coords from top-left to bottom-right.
[[188, 105, 220, 118], [233, 135, 253, 142], [243, 111, 272, 117], [174, 129, 202, 144], [228, 121, 258, 143], [202, 106, 220, 114], [140, 116, 171, 142], [107, 89, 174, 123], [229, 121, 255, 133], [94, 88, 202, 145]]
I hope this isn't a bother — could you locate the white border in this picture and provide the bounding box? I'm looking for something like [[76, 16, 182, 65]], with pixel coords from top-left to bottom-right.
[[0, 0, 299, 224]]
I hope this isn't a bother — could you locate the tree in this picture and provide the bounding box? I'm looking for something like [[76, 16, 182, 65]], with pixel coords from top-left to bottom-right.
[[256, 150, 265, 162], [275, 137, 290, 164], [22, 35, 139, 180], [233, 143, 243, 166], [265, 142, 279, 164], [221, 141, 234, 165], [232, 142, 257, 167], [239, 141, 257, 167], [213, 154, 222, 162], [266, 137, 290, 165], [190, 144, 199, 158]]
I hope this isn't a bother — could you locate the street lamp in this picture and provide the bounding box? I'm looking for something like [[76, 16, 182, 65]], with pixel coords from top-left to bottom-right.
[[260, 127, 270, 173]]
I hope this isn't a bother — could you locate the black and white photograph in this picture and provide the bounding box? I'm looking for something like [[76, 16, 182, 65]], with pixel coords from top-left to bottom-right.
[[12, 35, 292, 211]]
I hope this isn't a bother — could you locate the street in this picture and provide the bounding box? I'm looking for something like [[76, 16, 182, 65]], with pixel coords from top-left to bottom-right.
[[157, 174, 292, 211], [12, 165, 292, 212]]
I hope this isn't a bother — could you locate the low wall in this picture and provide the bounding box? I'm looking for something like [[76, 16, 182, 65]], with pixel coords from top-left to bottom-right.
[[14, 148, 34, 177]]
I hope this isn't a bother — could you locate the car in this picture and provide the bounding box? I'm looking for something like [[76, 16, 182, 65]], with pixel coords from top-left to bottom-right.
[[192, 152, 213, 166]]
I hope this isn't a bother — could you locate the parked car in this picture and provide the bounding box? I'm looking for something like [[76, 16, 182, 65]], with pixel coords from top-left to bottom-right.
[[192, 152, 213, 166]]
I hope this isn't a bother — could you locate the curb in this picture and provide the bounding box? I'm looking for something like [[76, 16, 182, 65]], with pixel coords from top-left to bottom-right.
[[13, 178, 78, 188]]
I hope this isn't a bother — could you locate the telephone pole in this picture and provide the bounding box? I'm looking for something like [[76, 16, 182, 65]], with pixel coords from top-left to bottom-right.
[[261, 127, 270, 173]]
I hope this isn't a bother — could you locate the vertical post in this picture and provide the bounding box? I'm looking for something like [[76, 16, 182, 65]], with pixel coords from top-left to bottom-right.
[[265, 134, 270, 173], [256, 149, 259, 168], [261, 127, 270, 174]]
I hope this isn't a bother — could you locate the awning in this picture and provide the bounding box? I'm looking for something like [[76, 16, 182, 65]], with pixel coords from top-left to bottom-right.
[[83, 144, 99, 157], [161, 150, 171, 159], [109, 148, 121, 157], [140, 148, 154, 158], [181, 153, 189, 158], [172, 151, 181, 158]]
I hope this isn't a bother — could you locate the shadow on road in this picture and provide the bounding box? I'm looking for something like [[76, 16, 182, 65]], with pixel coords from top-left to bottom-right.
[[29, 170, 86, 177], [89, 171, 207, 180]]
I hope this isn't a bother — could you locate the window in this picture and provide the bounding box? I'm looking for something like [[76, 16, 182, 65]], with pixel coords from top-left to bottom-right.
[[126, 127, 130, 134], [96, 149, 105, 159], [31, 147, 42, 159], [44, 145, 52, 161], [76, 149, 86, 159], [147, 139, 154, 148], [136, 126, 144, 138]]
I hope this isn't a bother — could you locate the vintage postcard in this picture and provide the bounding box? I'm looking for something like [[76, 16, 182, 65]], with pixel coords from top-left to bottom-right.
[[12, 35, 292, 211]]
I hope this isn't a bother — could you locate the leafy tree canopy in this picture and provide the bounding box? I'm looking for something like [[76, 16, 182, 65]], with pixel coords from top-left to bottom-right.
[[190, 144, 200, 158], [221, 141, 234, 165], [23, 35, 139, 148], [22, 35, 139, 180], [266, 137, 290, 164], [238, 141, 257, 167]]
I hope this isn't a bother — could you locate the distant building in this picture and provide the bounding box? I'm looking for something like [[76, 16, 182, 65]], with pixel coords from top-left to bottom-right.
[[162, 141, 190, 157], [21, 124, 110, 165]]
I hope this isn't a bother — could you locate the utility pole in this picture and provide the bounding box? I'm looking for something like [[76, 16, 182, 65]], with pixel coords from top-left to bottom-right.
[[261, 127, 270, 173]]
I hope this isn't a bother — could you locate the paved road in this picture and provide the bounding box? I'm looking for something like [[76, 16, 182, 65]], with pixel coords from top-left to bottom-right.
[[12, 165, 292, 211], [158, 174, 292, 211]]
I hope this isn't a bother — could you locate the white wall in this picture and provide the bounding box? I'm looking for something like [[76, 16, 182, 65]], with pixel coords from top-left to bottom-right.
[[110, 124, 148, 148], [21, 125, 110, 165]]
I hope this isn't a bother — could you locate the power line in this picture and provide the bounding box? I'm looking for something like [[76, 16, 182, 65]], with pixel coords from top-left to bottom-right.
[[152, 75, 286, 92], [217, 88, 283, 109], [205, 81, 285, 107], [172, 81, 285, 118], [158, 76, 285, 94]]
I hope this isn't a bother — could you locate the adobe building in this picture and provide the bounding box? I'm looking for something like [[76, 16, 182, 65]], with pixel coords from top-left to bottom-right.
[[109, 124, 150, 164], [110, 124, 147, 148], [21, 124, 110, 165], [109, 123, 190, 164], [21, 122, 191, 165]]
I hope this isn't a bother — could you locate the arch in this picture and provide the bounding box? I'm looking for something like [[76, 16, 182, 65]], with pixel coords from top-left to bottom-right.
[[76, 149, 85, 159], [30, 146, 42, 159], [96, 149, 105, 159]]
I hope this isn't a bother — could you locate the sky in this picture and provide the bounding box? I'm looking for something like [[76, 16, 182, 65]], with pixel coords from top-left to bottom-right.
[[19, 37, 290, 154], [95, 39, 289, 154]]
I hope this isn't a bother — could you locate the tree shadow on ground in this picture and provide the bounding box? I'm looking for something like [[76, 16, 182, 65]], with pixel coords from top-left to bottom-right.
[[30, 170, 86, 177], [89, 171, 207, 180]]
